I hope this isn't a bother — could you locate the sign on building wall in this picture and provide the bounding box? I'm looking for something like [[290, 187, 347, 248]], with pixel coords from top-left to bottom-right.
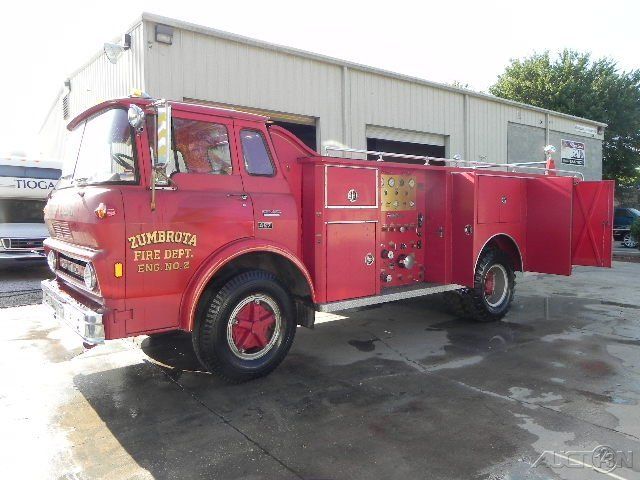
[[575, 124, 598, 136], [561, 139, 586, 166]]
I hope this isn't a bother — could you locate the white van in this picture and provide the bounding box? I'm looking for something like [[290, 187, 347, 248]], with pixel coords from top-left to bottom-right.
[[0, 157, 61, 265]]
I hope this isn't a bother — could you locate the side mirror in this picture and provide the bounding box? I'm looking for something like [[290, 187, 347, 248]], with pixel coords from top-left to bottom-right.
[[149, 101, 172, 210], [127, 104, 145, 131]]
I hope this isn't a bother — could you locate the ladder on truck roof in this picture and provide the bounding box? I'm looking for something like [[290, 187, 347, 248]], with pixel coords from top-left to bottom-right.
[[324, 146, 584, 181]]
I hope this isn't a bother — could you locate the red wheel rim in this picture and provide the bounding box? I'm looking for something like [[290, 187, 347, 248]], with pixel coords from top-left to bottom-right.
[[483, 264, 508, 308], [484, 271, 496, 296], [227, 294, 281, 360]]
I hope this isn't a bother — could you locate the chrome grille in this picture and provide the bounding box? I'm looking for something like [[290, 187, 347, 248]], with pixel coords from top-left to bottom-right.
[[0, 238, 45, 250], [51, 220, 73, 241]]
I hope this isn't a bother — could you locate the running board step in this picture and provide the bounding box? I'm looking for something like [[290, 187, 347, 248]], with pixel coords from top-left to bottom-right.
[[316, 283, 463, 313]]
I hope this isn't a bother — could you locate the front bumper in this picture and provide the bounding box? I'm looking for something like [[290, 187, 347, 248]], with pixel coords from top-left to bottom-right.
[[41, 279, 105, 344]]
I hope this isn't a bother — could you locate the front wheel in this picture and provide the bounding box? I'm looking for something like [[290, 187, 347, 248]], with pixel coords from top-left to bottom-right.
[[192, 270, 296, 383], [445, 249, 516, 322]]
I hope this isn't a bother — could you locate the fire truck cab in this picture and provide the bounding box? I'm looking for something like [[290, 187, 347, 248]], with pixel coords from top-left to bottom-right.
[[42, 97, 614, 382]]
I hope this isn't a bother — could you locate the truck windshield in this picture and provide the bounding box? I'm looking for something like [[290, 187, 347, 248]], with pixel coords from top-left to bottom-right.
[[0, 199, 46, 223], [58, 108, 138, 188]]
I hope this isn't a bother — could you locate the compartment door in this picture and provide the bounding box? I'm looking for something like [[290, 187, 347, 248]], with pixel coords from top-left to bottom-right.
[[325, 165, 378, 208], [572, 181, 614, 267], [326, 222, 377, 302], [477, 176, 524, 224], [525, 177, 573, 275]]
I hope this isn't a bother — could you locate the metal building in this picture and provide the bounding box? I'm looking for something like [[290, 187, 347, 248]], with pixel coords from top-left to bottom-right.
[[40, 12, 606, 179]]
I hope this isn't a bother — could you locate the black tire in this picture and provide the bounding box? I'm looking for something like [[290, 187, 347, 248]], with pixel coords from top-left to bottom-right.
[[192, 270, 296, 383], [442, 290, 469, 318], [448, 249, 516, 322]]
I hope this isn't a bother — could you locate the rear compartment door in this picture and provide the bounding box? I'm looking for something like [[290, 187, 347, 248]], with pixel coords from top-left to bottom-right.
[[572, 180, 614, 267], [525, 176, 574, 276]]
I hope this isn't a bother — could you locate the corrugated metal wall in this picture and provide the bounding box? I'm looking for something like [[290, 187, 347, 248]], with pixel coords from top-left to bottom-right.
[[39, 92, 66, 159], [347, 69, 464, 155], [39, 14, 605, 180], [39, 22, 146, 159], [144, 21, 344, 151], [142, 17, 604, 179], [69, 21, 146, 117]]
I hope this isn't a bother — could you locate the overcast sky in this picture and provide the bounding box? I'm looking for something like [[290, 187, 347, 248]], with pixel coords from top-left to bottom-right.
[[1, 0, 638, 157]]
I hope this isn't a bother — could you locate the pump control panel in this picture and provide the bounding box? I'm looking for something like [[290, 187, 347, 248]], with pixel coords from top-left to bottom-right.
[[379, 173, 425, 288], [381, 174, 417, 211]]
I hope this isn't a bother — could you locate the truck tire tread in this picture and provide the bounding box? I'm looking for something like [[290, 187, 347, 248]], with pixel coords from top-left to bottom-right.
[[446, 249, 516, 322], [192, 270, 296, 383]]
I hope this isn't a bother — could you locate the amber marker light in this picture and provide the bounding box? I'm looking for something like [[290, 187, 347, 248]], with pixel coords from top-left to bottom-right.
[[114, 262, 123, 278]]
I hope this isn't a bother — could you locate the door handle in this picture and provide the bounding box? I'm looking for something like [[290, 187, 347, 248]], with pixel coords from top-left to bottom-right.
[[227, 193, 248, 200]]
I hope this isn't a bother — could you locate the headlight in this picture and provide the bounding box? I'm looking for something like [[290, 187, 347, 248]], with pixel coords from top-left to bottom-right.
[[47, 251, 57, 272], [83, 262, 97, 290]]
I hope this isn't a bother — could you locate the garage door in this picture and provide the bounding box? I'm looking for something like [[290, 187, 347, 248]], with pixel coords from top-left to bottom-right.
[[366, 125, 446, 163]]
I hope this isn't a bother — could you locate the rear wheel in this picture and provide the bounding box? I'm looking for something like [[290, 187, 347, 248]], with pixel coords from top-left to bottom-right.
[[445, 249, 516, 322], [192, 270, 296, 383], [623, 232, 638, 248]]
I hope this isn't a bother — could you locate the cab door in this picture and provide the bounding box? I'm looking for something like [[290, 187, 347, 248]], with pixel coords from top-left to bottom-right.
[[124, 110, 254, 334], [233, 119, 299, 256]]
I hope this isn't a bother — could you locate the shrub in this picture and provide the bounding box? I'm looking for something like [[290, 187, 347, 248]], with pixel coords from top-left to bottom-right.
[[630, 218, 640, 248]]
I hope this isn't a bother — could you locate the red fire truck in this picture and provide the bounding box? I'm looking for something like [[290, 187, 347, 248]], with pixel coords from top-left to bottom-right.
[[42, 97, 613, 382]]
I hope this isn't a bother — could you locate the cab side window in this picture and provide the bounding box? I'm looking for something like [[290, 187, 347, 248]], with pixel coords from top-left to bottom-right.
[[240, 129, 275, 176], [171, 118, 232, 175]]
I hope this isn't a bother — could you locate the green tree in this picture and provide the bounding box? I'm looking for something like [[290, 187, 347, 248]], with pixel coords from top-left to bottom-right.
[[490, 50, 640, 185]]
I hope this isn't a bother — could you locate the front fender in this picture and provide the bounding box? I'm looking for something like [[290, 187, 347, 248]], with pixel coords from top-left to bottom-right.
[[179, 238, 315, 331]]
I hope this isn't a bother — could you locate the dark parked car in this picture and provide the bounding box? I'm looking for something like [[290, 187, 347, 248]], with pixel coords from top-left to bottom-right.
[[614, 207, 640, 247]]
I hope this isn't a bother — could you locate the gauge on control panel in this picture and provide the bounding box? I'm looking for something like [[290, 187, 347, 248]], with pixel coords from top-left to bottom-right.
[[408, 178, 416, 188], [388, 177, 395, 187]]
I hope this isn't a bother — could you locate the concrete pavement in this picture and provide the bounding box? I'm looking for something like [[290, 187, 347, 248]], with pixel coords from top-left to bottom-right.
[[1, 263, 640, 479], [0, 263, 51, 307]]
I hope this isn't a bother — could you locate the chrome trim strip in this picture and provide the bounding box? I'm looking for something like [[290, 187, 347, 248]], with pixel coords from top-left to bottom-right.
[[325, 220, 378, 224], [317, 283, 463, 313]]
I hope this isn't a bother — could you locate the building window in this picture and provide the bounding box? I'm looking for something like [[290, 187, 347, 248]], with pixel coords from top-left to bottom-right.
[[240, 129, 275, 176], [172, 119, 232, 175]]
